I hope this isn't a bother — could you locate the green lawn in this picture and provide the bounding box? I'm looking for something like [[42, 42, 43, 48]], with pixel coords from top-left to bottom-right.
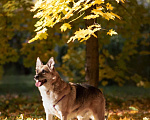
[[0, 75, 37, 95], [0, 75, 150, 120]]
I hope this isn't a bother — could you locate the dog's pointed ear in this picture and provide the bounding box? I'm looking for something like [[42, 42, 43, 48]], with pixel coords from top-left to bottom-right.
[[47, 57, 55, 70], [36, 57, 43, 68]]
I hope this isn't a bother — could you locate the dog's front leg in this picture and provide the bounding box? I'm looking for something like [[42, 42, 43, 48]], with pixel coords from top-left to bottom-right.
[[46, 114, 53, 120]]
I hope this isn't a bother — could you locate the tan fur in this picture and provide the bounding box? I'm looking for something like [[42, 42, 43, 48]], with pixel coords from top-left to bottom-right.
[[34, 57, 105, 120]]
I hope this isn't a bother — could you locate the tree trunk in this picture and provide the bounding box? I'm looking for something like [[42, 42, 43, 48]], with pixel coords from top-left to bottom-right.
[[85, 6, 99, 88]]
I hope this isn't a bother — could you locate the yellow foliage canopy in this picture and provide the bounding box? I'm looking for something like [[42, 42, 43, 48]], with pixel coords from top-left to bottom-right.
[[29, 0, 124, 43]]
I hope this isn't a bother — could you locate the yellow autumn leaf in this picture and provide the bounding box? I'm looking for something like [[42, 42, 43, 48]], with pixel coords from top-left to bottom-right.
[[34, 26, 42, 32], [110, 12, 121, 19], [107, 29, 118, 36], [94, 0, 104, 5], [28, 28, 48, 43], [38, 32, 48, 40], [104, 12, 120, 20], [67, 28, 92, 43], [129, 110, 138, 114], [88, 24, 101, 33], [62, 9, 74, 20], [75, 29, 92, 39], [91, 9, 104, 17], [106, 3, 113, 10], [67, 24, 101, 43], [92, 6, 120, 20], [37, 28, 47, 35], [121, 0, 125, 3], [102, 13, 112, 20], [60, 23, 72, 32], [96, 6, 104, 10], [67, 36, 75, 43], [33, 11, 43, 18], [84, 14, 99, 19], [88, 24, 101, 29], [34, 21, 43, 27]]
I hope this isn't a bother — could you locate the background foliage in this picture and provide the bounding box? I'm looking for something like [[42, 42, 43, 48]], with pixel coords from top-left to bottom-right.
[[0, 0, 150, 86]]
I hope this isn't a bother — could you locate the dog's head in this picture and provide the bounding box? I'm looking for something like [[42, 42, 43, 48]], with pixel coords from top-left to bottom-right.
[[34, 57, 56, 87]]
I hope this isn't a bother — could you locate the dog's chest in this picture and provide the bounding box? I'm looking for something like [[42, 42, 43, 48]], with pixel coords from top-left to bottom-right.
[[39, 87, 61, 116]]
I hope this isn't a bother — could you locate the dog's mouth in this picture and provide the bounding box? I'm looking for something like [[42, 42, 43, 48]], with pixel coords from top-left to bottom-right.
[[35, 79, 47, 87]]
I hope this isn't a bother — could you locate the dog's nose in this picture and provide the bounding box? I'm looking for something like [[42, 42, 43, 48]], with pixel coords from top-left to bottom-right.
[[34, 75, 39, 79]]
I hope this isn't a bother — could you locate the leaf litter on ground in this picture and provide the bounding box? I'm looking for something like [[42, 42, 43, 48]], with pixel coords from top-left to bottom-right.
[[0, 93, 150, 120]]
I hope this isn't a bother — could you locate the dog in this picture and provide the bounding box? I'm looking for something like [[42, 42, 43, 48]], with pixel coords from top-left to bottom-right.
[[34, 57, 105, 120]]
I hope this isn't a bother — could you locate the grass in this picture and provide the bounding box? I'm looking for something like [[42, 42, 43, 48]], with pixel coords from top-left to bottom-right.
[[102, 85, 150, 99], [0, 75, 38, 95], [0, 75, 150, 120]]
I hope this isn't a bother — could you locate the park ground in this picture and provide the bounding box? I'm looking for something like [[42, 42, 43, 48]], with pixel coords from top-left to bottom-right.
[[0, 75, 150, 120]]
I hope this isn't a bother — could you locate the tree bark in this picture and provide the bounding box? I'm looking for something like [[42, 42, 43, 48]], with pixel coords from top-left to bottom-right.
[[85, 6, 99, 88]]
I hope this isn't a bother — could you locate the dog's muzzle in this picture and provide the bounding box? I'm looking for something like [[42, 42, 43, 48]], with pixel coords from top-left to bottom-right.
[[34, 75, 47, 87]]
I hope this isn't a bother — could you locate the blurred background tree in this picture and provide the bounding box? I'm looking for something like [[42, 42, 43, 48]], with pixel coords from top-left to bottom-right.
[[98, 0, 150, 87], [0, 0, 38, 77], [0, 0, 149, 87]]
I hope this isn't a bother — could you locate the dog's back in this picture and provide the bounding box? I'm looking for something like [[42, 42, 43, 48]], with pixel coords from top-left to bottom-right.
[[73, 83, 103, 104]]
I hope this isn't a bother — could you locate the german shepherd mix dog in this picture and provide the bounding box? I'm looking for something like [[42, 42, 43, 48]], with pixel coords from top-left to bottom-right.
[[34, 57, 105, 120]]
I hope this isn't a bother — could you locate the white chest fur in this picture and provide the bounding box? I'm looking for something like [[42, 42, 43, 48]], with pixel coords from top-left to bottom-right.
[[38, 86, 61, 118]]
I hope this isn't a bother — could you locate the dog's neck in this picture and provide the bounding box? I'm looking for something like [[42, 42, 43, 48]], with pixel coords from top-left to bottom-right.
[[39, 71, 71, 98], [38, 71, 71, 107], [52, 73, 71, 94]]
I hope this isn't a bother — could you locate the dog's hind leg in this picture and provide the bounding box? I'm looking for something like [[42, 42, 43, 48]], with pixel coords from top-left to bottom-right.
[[91, 104, 105, 120], [46, 114, 53, 120], [93, 112, 105, 120], [90, 99, 105, 120]]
